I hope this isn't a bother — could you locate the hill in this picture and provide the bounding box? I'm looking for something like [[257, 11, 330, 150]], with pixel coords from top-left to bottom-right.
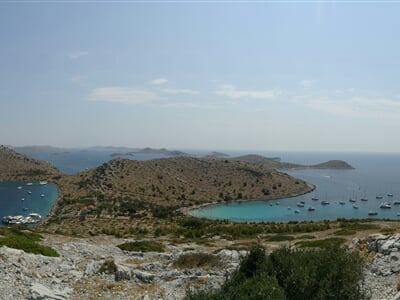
[[0, 146, 62, 181], [54, 156, 312, 222]]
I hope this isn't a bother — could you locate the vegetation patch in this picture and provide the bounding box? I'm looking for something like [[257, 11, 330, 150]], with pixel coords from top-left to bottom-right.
[[0, 227, 59, 257], [187, 244, 366, 300], [296, 237, 346, 249], [265, 234, 295, 242], [173, 252, 221, 269], [116, 240, 164, 252], [338, 220, 380, 231], [98, 259, 117, 274], [334, 229, 357, 236]]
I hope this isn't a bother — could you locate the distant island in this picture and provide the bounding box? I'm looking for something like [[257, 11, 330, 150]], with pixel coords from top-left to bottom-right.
[[228, 154, 354, 170]]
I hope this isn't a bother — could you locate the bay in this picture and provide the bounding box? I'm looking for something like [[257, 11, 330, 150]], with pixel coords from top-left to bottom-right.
[[190, 152, 400, 222], [0, 182, 58, 225]]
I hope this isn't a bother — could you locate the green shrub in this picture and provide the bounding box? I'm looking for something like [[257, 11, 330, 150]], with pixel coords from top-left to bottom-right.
[[117, 241, 164, 252], [266, 234, 295, 242], [187, 244, 367, 300], [0, 227, 59, 257], [98, 259, 117, 274]]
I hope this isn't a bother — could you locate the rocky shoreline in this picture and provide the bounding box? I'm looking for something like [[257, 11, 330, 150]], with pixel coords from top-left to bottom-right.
[[2, 233, 400, 299]]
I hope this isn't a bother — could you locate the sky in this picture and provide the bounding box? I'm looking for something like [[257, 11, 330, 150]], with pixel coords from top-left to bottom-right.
[[1, 1, 400, 152]]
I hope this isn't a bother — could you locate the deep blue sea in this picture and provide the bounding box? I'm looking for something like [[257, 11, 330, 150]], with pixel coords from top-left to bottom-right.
[[2, 149, 400, 223]]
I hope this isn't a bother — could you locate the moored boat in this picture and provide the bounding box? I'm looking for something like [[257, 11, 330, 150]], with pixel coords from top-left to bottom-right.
[[308, 206, 315, 211], [380, 202, 391, 209], [368, 211, 378, 216], [321, 200, 330, 205], [297, 201, 305, 207]]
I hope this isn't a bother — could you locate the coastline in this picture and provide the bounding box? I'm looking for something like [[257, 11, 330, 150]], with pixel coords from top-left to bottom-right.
[[181, 182, 316, 218]]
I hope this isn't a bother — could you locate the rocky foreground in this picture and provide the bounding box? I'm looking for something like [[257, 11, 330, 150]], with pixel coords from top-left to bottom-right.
[[1, 234, 400, 299]]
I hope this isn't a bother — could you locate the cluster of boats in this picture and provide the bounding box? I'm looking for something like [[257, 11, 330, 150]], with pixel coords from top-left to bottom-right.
[[2, 213, 42, 225], [288, 192, 400, 217]]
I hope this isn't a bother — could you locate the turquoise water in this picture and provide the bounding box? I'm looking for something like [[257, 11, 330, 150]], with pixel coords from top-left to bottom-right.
[[0, 182, 58, 225], [191, 152, 400, 222]]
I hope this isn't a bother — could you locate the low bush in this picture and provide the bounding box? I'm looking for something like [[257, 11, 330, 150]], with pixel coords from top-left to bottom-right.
[[116, 240, 164, 252], [98, 259, 117, 274], [0, 227, 59, 257], [187, 244, 367, 300]]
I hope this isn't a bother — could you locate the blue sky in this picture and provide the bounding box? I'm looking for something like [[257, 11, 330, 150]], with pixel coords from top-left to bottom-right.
[[1, 2, 400, 152]]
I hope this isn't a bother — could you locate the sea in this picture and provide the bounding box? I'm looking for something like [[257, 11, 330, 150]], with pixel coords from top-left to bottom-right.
[[1, 149, 400, 223], [190, 151, 400, 222]]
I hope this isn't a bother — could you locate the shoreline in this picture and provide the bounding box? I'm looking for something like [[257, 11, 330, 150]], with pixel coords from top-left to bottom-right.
[[180, 182, 316, 218]]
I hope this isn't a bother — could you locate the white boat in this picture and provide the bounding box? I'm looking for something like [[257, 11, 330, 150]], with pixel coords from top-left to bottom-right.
[[321, 200, 330, 205], [380, 202, 392, 209], [26, 182, 33, 186], [297, 202, 305, 207], [294, 209, 300, 214], [349, 198, 356, 203], [376, 195, 383, 199], [27, 191, 32, 194], [17, 186, 22, 190], [308, 206, 315, 211], [388, 193, 394, 197], [41, 194, 45, 197], [353, 205, 359, 209], [39, 181, 48, 185], [339, 201, 346, 205]]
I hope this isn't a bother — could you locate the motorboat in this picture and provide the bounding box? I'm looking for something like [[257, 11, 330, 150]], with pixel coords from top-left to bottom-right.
[[380, 202, 392, 209]]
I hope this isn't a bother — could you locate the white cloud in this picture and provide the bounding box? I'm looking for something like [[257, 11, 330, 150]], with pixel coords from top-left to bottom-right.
[[301, 98, 361, 117], [299, 80, 315, 88], [150, 78, 168, 85], [215, 84, 277, 100], [298, 95, 400, 118], [89, 86, 158, 104], [162, 88, 199, 95], [68, 51, 89, 60]]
